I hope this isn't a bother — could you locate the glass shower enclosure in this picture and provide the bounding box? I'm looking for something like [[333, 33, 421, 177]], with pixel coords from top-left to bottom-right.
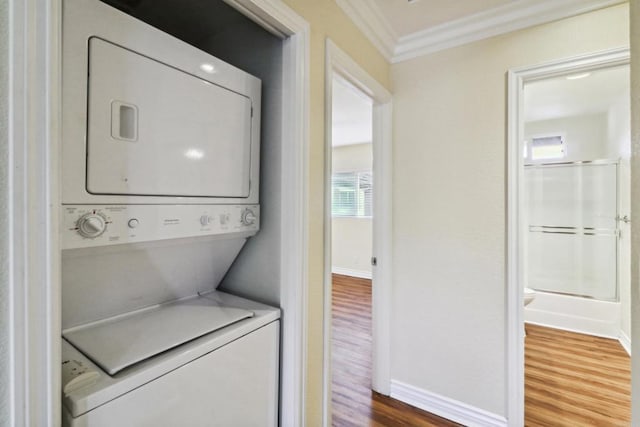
[[525, 160, 619, 301]]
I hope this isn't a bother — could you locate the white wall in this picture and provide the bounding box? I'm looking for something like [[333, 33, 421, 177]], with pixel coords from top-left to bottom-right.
[[608, 94, 632, 159], [331, 143, 372, 277], [629, 1, 640, 423], [620, 155, 631, 344], [524, 102, 631, 163], [0, 0, 9, 423], [609, 93, 632, 344], [332, 142, 372, 171], [525, 113, 609, 162], [332, 219, 372, 277], [391, 4, 629, 418]]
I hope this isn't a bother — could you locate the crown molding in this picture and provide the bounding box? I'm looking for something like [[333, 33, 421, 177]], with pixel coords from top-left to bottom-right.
[[335, 0, 397, 61], [336, 0, 626, 64], [393, 0, 626, 63]]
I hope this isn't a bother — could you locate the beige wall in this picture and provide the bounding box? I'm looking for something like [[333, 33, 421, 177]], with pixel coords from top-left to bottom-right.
[[392, 4, 629, 417], [332, 218, 372, 274], [332, 143, 372, 172], [629, 0, 639, 424], [278, 1, 391, 424], [332, 144, 373, 276]]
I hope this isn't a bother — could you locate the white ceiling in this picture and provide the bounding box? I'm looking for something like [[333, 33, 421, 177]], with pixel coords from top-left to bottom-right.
[[524, 66, 629, 122], [336, 0, 625, 62], [373, 0, 513, 38], [332, 76, 373, 147]]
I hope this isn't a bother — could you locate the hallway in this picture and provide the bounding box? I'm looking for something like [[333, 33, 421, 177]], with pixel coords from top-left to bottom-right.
[[331, 274, 632, 426], [331, 274, 459, 426]]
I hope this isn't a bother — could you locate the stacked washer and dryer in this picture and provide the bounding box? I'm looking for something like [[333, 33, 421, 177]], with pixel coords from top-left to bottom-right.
[[60, 0, 279, 425]]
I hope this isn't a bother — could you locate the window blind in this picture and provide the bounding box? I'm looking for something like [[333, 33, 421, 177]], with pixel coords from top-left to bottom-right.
[[331, 171, 373, 217]]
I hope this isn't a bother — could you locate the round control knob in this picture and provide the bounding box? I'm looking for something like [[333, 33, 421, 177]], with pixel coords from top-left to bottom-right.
[[241, 209, 257, 226], [128, 218, 139, 229], [200, 215, 212, 226], [77, 213, 107, 238]]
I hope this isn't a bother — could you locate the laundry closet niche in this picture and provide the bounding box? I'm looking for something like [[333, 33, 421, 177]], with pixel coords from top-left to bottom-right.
[[99, 0, 286, 307]]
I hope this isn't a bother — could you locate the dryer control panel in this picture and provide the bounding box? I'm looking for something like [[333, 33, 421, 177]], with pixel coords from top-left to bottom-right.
[[61, 205, 259, 249]]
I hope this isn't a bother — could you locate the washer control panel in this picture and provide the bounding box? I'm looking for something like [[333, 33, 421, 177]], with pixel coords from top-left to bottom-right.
[[62, 205, 259, 249]]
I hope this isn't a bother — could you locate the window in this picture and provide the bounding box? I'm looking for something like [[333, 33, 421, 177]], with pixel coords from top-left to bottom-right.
[[331, 171, 372, 217], [530, 135, 565, 161]]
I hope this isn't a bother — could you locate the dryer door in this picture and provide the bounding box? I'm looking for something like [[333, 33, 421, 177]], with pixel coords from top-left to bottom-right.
[[86, 37, 253, 198]]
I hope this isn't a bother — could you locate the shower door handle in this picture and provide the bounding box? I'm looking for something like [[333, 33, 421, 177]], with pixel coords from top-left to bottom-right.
[[616, 215, 631, 224]]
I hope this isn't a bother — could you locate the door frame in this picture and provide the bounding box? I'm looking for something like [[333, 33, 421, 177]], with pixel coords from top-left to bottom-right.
[[506, 47, 630, 425], [323, 38, 393, 425], [227, 4, 311, 425], [6, 0, 310, 425], [6, 0, 62, 425]]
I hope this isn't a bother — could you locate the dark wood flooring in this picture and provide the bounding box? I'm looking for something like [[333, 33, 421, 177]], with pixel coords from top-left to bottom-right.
[[331, 273, 632, 426], [331, 274, 460, 426]]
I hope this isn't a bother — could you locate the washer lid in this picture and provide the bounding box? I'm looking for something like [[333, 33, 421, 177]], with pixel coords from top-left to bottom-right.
[[63, 296, 254, 375]]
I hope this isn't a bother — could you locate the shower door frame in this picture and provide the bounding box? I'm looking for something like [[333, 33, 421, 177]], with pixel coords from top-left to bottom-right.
[[506, 47, 630, 426], [524, 158, 621, 302]]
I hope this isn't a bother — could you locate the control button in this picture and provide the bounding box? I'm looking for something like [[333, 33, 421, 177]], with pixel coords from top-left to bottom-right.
[[200, 215, 212, 226], [77, 213, 107, 238], [128, 218, 139, 229], [241, 208, 257, 226], [220, 213, 229, 225]]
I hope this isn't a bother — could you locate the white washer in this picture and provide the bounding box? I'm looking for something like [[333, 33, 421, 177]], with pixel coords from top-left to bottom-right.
[[61, 290, 280, 426]]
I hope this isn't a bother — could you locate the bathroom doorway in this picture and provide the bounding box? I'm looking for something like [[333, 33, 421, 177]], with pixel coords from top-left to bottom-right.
[[508, 51, 631, 425]]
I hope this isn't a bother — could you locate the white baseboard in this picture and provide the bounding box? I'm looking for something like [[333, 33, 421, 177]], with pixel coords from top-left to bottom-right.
[[524, 318, 618, 340], [619, 331, 631, 356], [331, 266, 372, 279], [390, 380, 507, 427]]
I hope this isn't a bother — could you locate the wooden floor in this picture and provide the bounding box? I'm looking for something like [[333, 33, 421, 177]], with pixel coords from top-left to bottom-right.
[[331, 274, 460, 426], [525, 323, 631, 426], [331, 274, 631, 427]]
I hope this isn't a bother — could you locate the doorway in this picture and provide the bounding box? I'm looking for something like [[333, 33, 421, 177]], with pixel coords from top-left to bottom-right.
[[507, 48, 631, 425], [329, 74, 374, 425], [323, 40, 393, 426]]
